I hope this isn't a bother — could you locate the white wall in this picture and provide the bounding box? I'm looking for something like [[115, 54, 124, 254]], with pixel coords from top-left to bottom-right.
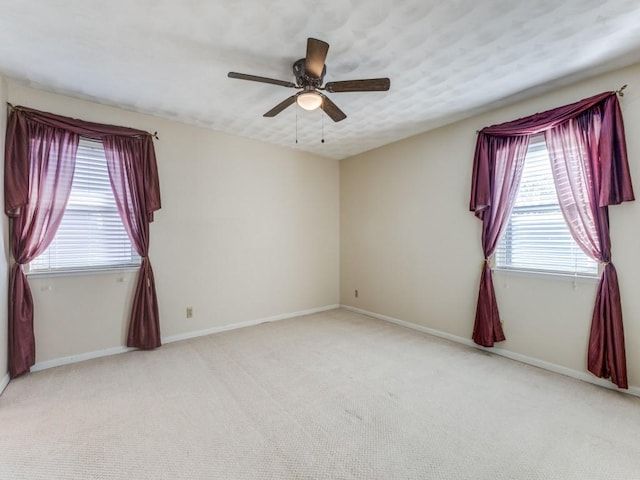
[[7, 83, 340, 364], [341, 62, 640, 389], [0, 74, 9, 382]]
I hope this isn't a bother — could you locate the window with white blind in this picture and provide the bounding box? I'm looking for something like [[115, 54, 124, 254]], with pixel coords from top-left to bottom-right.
[[29, 138, 140, 274], [494, 137, 598, 276]]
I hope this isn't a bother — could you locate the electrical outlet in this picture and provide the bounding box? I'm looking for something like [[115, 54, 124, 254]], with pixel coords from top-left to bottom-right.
[[186, 307, 193, 318]]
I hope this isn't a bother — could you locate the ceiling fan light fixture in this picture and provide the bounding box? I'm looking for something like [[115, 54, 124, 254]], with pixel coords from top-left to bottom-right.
[[296, 91, 323, 111]]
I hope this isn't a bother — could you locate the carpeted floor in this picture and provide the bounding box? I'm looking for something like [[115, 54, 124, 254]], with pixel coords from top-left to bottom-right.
[[1, 308, 639, 479]]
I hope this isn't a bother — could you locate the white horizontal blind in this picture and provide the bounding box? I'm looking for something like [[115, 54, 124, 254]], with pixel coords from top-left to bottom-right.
[[30, 138, 140, 273], [495, 138, 597, 276]]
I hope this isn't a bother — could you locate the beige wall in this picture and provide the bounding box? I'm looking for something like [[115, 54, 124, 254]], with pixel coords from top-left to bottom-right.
[[5, 63, 640, 390], [341, 62, 640, 389], [0, 75, 8, 380], [7, 83, 340, 363]]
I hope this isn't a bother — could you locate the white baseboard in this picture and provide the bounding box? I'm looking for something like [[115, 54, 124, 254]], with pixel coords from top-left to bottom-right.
[[162, 304, 340, 344], [341, 304, 640, 397], [31, 345, 136, 373], [0, 373, 9, 396], [27, 304, 340, 374]]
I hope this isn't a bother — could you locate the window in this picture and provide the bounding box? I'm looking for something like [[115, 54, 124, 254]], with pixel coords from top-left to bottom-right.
[[29, 138, 140, 273], [494, 137, 598, 276]]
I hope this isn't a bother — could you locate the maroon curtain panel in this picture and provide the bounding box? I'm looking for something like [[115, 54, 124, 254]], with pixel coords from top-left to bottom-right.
[[103, 136, 161, 349], [470, 134, 529, 346], [470, 92, 634, 387], [4, 106, 162, 376], [4, 110, 79, 377], [589, 264, 626, 387], [545, 97, 633, 388]]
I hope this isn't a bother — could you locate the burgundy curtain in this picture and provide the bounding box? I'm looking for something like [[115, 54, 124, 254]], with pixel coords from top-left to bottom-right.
[[103, 136, 161, 349], [545, 96, 633, 388], [470, 92, 634, 387], [469, 134, 529, 346], [4, 106, 162, 376], [4, 111, 79, 377]]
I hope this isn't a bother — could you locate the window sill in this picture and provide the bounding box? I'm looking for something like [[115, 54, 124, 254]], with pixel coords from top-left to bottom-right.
[[493, 267, 600, 284], [26, 265, 141, 279]]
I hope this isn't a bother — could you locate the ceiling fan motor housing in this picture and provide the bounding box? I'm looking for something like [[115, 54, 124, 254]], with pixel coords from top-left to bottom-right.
[[293, 58, 325, 87]]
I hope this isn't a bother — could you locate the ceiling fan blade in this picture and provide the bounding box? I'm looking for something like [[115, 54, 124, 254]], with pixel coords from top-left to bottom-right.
[[319, 94, 346, 122], [228, 72, 297, 88], [263, 95, 297, 117], [324, 78, 391, 93], [305, 38, 329, 79]]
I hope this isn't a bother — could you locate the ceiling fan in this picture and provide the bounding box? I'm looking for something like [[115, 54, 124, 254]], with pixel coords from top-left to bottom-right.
[[228, 38, 390, 122]]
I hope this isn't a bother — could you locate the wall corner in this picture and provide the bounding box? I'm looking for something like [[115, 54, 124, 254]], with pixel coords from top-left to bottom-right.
[[0, 74, 10, 387]]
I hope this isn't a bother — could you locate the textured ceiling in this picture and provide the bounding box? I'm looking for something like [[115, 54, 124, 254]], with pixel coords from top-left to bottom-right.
[[1, 1, 640, 159]]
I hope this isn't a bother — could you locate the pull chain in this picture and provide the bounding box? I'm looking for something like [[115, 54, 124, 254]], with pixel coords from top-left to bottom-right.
[[321, 112, 325, 143], [295, 106, 298, 144]]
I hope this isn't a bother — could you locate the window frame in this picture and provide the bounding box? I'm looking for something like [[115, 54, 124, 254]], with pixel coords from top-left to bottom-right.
[[26, 137, 141, 277], [493, 136, 599, 280]]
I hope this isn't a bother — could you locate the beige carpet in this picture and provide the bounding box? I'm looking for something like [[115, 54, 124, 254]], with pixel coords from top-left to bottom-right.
[[1, 308, 639, 479]]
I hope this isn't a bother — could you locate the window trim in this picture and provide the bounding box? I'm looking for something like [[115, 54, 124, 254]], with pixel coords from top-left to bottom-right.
[[26, 264, 141, 278], [27, 137, 141, 276], [494, 136, 598, 278], [492, 263, 601, 283]]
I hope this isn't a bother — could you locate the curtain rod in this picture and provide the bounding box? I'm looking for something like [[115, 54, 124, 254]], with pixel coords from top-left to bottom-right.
[[6, 102, 160, 140], [475, 85, 629, 134]]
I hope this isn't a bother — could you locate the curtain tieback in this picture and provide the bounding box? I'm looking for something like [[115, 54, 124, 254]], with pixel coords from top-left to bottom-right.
[[483, 258, 491, 266], [601, 261, 611, 266]]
